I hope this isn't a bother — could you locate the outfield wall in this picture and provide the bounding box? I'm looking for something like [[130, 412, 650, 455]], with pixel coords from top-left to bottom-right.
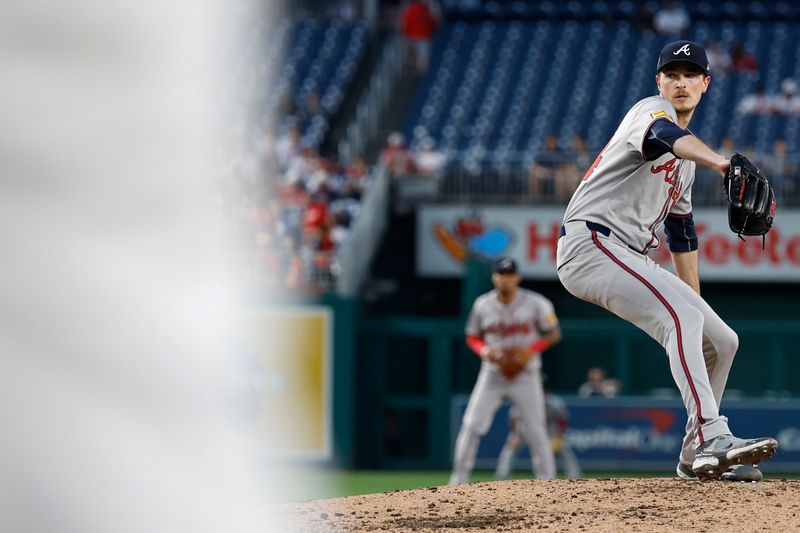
[[452, 395, 800, 473]]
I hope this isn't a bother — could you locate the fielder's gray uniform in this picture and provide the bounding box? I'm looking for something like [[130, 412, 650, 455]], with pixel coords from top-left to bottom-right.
[[557, 96, 737, 466], [495, 396, 582, 480], [449, 289, 558, 484]]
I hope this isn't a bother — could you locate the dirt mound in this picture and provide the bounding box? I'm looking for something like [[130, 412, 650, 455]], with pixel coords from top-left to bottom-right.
[[274, 478, 800, 532]]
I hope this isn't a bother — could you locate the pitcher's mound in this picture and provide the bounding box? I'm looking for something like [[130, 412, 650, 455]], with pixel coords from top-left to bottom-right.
[[275, 478, 800, 532]]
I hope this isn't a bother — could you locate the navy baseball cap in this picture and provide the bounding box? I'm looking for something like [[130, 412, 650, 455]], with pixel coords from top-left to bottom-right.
[[656, 40, 710, 76], [493, 257, 518, 274]]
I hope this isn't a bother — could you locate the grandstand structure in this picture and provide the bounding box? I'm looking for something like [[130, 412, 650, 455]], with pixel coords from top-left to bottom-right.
[[440, 0, 800, 20], [263, 2, 800, 471], [265, 4, 800, 293], [267, 18, 367, 147], [402, 17, 799, 202]]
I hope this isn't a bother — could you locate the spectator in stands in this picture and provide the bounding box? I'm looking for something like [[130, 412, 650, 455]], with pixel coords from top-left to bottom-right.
[[275, 123, 301, 171], [577, 367, 621, 398], [743, 146, 759, 163], [332, 0, 359, 21], [399, 0, 441, 74], [772, 79, 800, 115], [276, 87, 299, 119], [762, 139, 798, 201], [250, 84, 375, 293], [413, 138, 448, 178], [305, 152, 334, 195], [381, 132, 416, 177], [731, 42, 758, 73], [548, 135, 592, 203], [329, 210, 352, 248], [553, 162, 581, 203], [279, 185, 308, 247], [346, 154, 370, 181], [737, 84, 771, 115], [304, 192, 333, 249], [653, 1, 690, 37], [528, 135, 564, 201], [285, 142, 318, 187], [717, 137, 737, 159], [301, 221, 335, 293], [707, 41, 731, 76], [570, 135, 592, 173], [296, 89, 324, 132], [638, 7, 656, 33]]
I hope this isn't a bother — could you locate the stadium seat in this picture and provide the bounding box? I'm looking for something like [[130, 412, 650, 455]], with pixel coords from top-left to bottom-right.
[[268, 19, 367, 147], [405, 15, 800, 169]]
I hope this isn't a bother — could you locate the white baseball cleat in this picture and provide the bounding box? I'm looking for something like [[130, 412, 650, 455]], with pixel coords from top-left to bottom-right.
[[691, 434, 777, 480], [676, 462, 699, 481], [720, 464, 763, 482], [678, 462, 764, 482]]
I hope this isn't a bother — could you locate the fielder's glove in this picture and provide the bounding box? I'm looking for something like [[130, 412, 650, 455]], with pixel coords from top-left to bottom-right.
[[497, 348, 533, 380], [724, 153, 776, 239]]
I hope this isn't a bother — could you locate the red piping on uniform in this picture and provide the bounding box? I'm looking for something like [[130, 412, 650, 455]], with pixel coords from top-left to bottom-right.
[[648, 178, 683, 232], [591, 230, 706, 444], [668, 212, 692, 219], [643, 159, 684, 253], [642, 180, 684, 253], [641, 234, 657, 255]]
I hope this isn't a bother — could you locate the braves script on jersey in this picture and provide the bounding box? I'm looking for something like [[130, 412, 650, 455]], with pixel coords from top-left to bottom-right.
[[466, 288, 558, 370], [562, 96, 696, 253]]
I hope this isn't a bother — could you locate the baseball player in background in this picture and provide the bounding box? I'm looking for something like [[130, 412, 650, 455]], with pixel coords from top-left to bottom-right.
[[494, 394, 582, 481], [556, 40, 777, 480], [449, 258, 562, 484]]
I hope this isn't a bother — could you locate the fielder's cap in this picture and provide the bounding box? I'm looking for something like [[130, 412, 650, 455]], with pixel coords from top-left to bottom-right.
[[656, 40, 710, 76], [493, 257, 518, 274]]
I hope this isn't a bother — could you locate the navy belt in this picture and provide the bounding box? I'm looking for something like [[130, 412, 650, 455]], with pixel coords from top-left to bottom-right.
[[559, 221, 612, 238]]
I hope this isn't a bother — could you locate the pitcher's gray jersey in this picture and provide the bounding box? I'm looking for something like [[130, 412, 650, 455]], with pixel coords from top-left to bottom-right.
[[563, 96, 695, 253]]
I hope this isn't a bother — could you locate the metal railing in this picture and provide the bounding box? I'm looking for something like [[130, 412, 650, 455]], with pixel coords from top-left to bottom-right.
[[392, 151, 800, 206], [338, 34, 406, 162], [337, 165, 390, 296]]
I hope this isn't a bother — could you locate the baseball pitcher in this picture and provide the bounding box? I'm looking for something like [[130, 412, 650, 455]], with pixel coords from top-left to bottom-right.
[[556, 40, 777, 480], [449, 258, 562, 484]]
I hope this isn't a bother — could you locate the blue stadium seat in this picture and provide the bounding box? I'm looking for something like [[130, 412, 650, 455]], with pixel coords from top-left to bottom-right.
[[442, 0, 800, 21], [268, 19, 366, 147], [405, 16, 800, 167]]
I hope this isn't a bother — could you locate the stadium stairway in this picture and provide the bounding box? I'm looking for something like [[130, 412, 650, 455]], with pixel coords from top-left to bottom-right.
[[321, 27, 389, 157], [361, 65, 426, 161]]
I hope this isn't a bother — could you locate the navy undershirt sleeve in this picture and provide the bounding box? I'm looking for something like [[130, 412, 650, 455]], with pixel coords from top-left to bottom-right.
[[643, 118, 693, 161], [664, 213, 698, 252]]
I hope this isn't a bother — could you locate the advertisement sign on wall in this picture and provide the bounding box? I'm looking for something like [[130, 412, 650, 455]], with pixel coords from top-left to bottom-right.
[[451, 395, 800, 472], [419, 205, 800, 280], [248, 307, 332, 458]]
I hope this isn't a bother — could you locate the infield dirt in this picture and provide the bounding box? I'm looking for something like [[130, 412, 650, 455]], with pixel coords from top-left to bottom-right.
[[274, 477, 800, 532]]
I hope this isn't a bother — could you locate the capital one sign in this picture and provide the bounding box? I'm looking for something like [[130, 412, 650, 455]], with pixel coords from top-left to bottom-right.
[[417, 205, 800, 280]]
